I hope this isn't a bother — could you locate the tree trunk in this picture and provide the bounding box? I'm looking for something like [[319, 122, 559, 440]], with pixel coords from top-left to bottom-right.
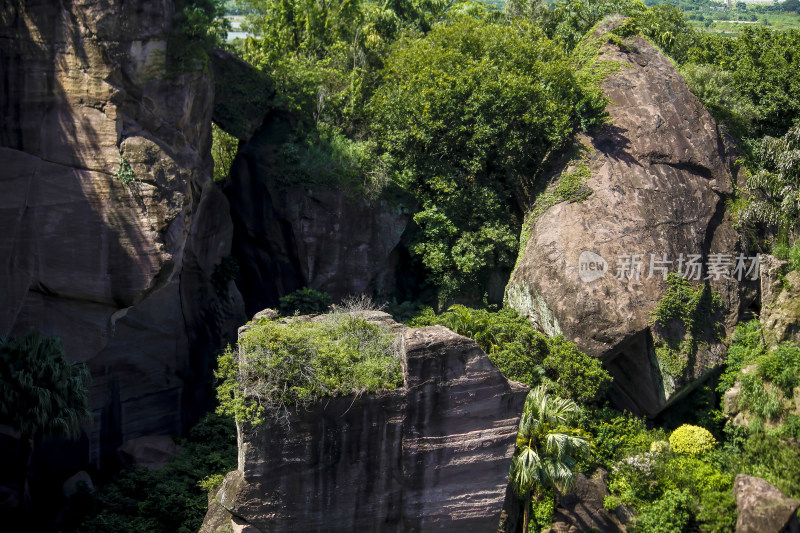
[[522, 490, 531, 533], [17, 431, 32, 509]]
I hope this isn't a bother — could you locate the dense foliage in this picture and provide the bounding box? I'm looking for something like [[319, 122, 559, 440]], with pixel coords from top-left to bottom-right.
[[0, 331, 91, 441], [718, 320, 800, 437], [510, 386, 590, 533], [277, 287, 332, 315], [410, 305, 612, 404], [649, 274, 723, 380], [65, 414, 237, 533], [370, 18, 606, 298], [169, 0, 230, 70], [216, 310, 402, 422], [669, 424, 717, 456]]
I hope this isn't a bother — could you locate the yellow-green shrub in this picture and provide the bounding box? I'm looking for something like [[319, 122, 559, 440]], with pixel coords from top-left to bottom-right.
[[669, 424, 716, 455]]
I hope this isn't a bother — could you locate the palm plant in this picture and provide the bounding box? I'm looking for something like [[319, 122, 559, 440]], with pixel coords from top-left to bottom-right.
[[0, 330, 91, 508], [510, 384, 590, 533]]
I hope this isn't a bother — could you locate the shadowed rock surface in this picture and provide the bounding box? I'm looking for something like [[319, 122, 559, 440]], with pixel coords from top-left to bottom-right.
[[507, 23, 751, 417], [734, 475, 800, 533], [223, 115, 410, 317], [201, 313, 528, 532], [0, 0, 245, 469], [550, 468, 628, 533]]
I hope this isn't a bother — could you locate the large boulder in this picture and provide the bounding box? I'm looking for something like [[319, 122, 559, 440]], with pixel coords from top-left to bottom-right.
[[0, 0, 245, 469], [506, 22, 750, 416], [200, 313, 528, 532], [734, 475, 800, 533], [550, 469, 629, 533], [223, 115, 410, 316], [760, 255, 800, 348]]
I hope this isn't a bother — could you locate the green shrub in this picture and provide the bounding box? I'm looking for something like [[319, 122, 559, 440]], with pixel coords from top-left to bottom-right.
[[115, 153, 136, 186], [772, 240, 800, 271], [718, 320, 765, 393], [650, 274, 723, 379], [603, 494, 622, 512], [736, 373, 783, 426], [410, 305, 611, 404], [544, 335, 612, 405], [168, 0, 229, 72], [756, 342, 800, 396], [669, 424, 717, 455], [211, 123, 238, 184], [585, 408, 665, 465], [216, 312, 402, 422], [370, 17, 606, 299], [739, 432, 800, 499], [634, 489, 693, 533], [67, 413, 237, 533], [278, 287, 332, 316], [650, 440, 670, 456]]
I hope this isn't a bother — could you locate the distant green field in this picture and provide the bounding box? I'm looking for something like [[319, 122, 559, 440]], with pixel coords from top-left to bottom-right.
[[648, 0, 800, 32], [221, 0, 800, 33]]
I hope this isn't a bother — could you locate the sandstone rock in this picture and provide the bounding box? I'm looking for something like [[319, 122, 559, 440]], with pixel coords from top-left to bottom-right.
[[252, 308, 279, 321], [0, 0, 246, 470], [201, 314, 528, 532], [210, 50, 276, 141], [62, 471, 94, 500], [735, 475, 800, 533], [506, 22, 749, 416], [550, 469, 628, 533], [760, 255, 800, 348], [224, 115, 410, 316], [117, 435, 181, 471]]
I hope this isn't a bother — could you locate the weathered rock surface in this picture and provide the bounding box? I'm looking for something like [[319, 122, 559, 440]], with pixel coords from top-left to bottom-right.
[[0, 0, 245, 468], [201, 313, 528, 532], [223, 115, 410, 316], [550, 469, 628, 533], [117, 435, 180, 471], [209, 50, 275, 141], [735, 475, 800, 533], [507, 22, 749, 416], [760, 255, 800, 348]]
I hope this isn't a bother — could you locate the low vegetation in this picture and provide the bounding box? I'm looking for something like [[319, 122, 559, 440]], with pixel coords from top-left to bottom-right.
[[409, 305, 612, 404], [64, 414, 237, 533], [216, 310, 402, 423]]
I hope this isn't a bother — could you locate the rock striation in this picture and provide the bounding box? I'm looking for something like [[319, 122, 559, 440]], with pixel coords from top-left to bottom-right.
[[201, 313, 528, 532], [506, 21, 750, 416], [0, 0, 245, 469], [734, 475, 800, 533]]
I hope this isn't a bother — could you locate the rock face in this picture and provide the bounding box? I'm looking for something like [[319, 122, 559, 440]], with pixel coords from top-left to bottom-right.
[[201, 313, 528, 532], [0, 0, 245, 468], [734, 475, 800, 533], [223, 115, 410, 316], [506, 22, 748, 416], [760, 255, 800, 348], [550, 469, 628, 533]]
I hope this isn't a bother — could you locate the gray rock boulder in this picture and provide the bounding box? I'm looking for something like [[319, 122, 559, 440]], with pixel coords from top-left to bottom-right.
[[117, 435, 181, 471], [223, 115, 410, 316], [550, 469, 628, 533], [506, 22, 749, 416], [0, 0, 245, 469], [760, 255, 800, 348], [200, 314, 528, 532], [735, 475, 800, 533]]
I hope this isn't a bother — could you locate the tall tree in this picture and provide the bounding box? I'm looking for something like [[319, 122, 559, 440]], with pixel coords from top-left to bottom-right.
[[510, 385, 590, 533], [0, 331, 91, 508]]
